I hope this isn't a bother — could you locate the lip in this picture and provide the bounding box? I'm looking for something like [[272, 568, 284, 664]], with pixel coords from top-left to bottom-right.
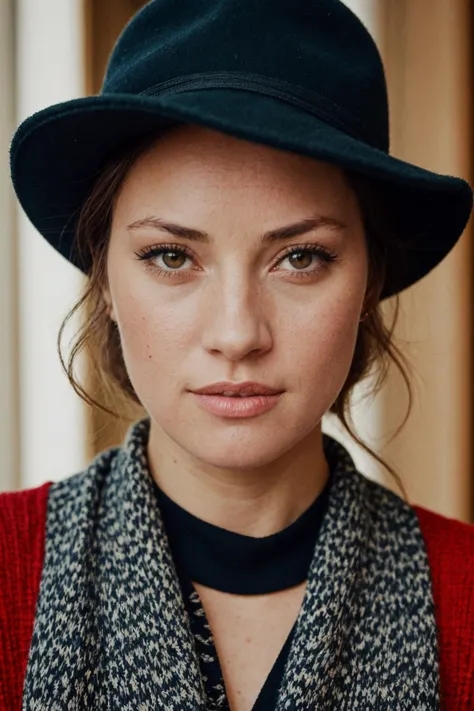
[[190, 381, 283, 396], [191, 392, 283, 418]]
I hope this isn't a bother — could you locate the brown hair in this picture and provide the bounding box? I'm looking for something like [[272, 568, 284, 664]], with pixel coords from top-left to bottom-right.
[[58, 128, 412, 496]]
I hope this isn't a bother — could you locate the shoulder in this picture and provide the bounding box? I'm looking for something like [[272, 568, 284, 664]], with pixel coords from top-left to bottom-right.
[[0, 481, 52, 600], [413, 503, 474, 639], [412, 503, 474, 614], [413, 504, 474, 708], [0, 481, 52, 565], [0, 445, 120, 602], [0, 447, 120, 705], [0, 482, 52, 708], [0, 480, 52, 602], [413, 504, 474, 581], [359, 481, 474, 706], [0, 444, 123, 551]]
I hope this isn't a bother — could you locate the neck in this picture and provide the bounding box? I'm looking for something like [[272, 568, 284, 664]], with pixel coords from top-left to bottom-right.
[[146, 422, 329, 537]]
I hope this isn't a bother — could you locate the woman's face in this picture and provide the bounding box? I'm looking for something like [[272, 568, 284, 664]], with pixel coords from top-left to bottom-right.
[[105, 124, 368, 470]]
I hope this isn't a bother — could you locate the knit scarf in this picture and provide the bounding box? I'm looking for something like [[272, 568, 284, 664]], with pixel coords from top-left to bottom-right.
[[22, 417, 439, 710]]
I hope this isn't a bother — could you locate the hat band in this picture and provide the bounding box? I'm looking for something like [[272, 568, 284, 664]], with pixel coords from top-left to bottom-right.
[[126, 70, 387, 151]]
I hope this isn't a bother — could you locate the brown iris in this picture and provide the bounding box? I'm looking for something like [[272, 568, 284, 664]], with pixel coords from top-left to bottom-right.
[[162, 251, 187, 269], [288, 251, 312, 269]]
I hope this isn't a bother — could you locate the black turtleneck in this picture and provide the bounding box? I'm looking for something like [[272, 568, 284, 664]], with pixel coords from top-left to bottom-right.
[[153, 475, 331, 594]]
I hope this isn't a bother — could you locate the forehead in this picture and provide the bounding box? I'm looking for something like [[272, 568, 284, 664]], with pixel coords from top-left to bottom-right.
[[116, 124, 354, 207]]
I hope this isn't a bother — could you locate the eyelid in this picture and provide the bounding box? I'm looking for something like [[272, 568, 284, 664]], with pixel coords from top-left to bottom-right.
[[134, 242, 194, 261], [276, 241, 336, 258], [134, 240, 336, 260]]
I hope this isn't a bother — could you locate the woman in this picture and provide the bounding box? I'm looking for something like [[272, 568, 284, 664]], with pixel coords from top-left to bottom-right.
[[2, 0, 474, 709]]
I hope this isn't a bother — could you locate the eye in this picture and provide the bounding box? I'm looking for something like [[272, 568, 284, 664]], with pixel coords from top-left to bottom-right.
[[133, 241, 339, 280], [133, 243, 194, 277], [274, 244, 338, 278]]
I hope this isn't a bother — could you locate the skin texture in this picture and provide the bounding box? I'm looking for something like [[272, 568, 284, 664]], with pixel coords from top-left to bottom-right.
[[104, 123, 368, 537]]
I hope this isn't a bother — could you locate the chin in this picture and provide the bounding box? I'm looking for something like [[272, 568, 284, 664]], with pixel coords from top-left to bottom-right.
[[183, 433, 297, 471]]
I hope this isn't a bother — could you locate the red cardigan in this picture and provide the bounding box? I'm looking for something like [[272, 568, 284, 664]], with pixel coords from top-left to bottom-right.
[[0, 482, 473, 709]]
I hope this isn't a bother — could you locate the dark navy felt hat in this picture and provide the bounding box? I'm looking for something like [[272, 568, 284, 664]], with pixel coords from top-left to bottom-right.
[[9, 0, 473, 298]]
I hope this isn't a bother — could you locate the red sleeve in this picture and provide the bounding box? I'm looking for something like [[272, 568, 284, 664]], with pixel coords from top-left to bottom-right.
[[0, 482, 51, 711], [414, 505, 474, 711]]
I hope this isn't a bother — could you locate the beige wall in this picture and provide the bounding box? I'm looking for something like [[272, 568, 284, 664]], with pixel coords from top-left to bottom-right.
[[378, 0, 473, 520]]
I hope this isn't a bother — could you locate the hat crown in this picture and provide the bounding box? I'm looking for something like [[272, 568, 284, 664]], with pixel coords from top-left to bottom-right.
[[103, 0, 389, 151]]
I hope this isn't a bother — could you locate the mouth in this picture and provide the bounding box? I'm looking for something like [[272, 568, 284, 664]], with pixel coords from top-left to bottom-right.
[[188, 382, 284, 419], [219, 392, 265, 397], [190, 381, 283, 397]]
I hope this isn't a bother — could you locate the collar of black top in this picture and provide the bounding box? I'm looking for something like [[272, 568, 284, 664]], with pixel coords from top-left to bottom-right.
[[153, 470, 332, 595]]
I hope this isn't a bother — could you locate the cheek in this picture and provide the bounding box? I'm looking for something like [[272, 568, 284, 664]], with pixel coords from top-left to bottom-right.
[[113, 293, 196, 387], [285, 287, 364, 404]]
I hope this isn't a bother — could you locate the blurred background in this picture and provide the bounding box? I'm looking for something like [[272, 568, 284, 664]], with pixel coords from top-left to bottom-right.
[[0, 0, 473, 522]]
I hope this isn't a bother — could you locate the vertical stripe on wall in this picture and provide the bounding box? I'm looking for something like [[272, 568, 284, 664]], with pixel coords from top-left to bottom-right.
[[15, 0, 88, 488], [0, 0, 20, 492]]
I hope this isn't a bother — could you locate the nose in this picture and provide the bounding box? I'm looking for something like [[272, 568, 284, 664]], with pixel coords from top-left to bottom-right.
[[201, 276, 273, 362]]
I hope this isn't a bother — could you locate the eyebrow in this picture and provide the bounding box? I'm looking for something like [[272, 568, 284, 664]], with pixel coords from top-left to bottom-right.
[[126, 214, 347, 244]]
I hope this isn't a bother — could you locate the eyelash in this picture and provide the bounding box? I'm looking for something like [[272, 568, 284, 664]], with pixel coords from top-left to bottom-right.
[[133, 242, 339, 280]]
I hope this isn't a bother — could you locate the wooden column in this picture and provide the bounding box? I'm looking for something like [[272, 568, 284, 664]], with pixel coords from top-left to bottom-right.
[[377, 0, 473, 521]]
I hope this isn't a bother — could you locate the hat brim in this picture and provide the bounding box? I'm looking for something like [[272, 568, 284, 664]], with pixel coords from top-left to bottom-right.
[[10, 89, 473, 299]]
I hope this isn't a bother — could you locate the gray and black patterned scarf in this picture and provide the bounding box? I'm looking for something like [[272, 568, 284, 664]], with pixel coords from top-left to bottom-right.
[[22, 417, 439, 710]]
